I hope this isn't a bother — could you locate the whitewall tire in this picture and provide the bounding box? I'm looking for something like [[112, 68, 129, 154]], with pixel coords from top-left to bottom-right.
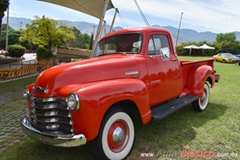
[[92, 108, 135, 160], [192, 83, 210, 112]]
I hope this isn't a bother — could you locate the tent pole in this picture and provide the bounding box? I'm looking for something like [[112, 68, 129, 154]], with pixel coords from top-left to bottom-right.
[[109, 8, 118, 33], [5, 8, 9, 52], [176, 12, 183, 47], [91, 0, 109, 56], [103, 20, 106, 35]]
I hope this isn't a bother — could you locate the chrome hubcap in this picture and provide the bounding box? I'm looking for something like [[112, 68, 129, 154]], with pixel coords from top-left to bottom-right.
[[112, 126, 125, 145], [108, 121, 129, 152]]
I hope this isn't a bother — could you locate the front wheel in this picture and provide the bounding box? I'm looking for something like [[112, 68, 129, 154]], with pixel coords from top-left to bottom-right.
[[92, 108, 135, 160], [192, 83, 210, 112]]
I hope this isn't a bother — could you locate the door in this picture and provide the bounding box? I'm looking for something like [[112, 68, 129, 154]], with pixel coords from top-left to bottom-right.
[[145, 34, 182, 106]]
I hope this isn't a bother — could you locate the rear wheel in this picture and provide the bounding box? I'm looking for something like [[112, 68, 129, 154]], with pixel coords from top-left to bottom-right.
[[192, 83, 210, 112], [92, 108, 135, 160]]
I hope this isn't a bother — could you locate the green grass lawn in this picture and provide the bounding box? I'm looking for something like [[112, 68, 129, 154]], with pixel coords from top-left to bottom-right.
[[0, 57, 239, 160]]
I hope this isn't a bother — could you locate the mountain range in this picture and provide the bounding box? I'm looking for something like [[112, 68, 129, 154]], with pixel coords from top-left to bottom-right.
[[3, 17, 240, 43]]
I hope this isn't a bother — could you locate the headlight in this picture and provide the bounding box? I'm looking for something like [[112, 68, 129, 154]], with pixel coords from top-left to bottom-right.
[[66, 92, 80, 111], [23, 87, 30, 99]]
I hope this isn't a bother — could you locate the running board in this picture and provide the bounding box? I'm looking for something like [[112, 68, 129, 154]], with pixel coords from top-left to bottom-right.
[[151, 94, 199, 120]]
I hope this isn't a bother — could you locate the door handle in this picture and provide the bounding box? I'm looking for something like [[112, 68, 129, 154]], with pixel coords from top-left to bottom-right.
[[149, 55, 162, 59], [171, 58, 178, 61]]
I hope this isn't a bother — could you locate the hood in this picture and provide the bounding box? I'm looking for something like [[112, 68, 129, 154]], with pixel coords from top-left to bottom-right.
[[33, 55, 140, 97]]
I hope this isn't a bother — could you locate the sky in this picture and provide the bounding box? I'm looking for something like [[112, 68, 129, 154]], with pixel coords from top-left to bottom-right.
[[6, 0, 240, 33]]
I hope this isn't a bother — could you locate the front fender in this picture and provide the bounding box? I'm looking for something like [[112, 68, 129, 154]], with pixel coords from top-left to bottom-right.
[[188, 65, 215, 97], [58, 79, 150, 142]]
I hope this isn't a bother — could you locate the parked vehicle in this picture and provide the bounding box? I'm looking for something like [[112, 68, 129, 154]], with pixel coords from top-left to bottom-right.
[[213, 53, 239, 63], [235, 54, 240, 66], [21, 27, 220, 160]]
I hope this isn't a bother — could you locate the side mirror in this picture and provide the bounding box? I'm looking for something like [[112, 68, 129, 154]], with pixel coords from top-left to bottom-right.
[[160, 47, 170, 59]]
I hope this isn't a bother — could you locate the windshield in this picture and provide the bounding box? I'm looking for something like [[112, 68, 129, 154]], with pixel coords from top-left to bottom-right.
[[222, 53, 236, 58], [92, 33, 142, 57]]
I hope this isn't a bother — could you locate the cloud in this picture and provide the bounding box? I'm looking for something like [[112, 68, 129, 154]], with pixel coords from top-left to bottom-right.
[[111, 0, 240, 33], [8, 0, 240, 33]]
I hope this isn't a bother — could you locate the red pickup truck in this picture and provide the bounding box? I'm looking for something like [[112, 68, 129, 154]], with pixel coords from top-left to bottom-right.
[[21, 27, 219, 160]]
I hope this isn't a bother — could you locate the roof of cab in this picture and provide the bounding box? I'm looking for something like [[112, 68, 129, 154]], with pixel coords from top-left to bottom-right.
[[100, 27, 171, 40]]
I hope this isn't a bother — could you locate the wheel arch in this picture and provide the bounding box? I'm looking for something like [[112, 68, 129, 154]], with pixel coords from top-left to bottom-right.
[[104, 100, 142, 125], [59, 79, 151, 142], [188, 65, 215, 97], [206, 76, 213, 86], [107, 100, 138, 112]]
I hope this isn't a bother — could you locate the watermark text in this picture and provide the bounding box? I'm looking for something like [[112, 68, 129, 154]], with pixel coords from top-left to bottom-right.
[[140, 150, 238, 159]]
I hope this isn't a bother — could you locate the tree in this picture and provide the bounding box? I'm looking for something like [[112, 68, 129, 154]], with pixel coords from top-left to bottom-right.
[[63, 27, 92, 49], [80, 33, 90, 49], [63, 26, 82, 48], [89, 32, 94, 50], [214, 32, 240, 53], [0, 0, 9, 48], [216, 32, 237, 43], [19, 16, 75, 50], [1, 24, 21, 48]]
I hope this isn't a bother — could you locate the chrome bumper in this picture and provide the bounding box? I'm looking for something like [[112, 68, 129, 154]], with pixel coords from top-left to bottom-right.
[[20, 117, 86, 147]]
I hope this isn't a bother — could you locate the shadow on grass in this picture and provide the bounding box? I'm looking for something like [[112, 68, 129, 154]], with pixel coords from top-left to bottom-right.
[[128, 102, 227, 159], [1, 102, 226, 160]]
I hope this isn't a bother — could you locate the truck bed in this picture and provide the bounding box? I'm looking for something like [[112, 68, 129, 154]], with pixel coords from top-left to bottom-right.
[[180, 58, 215, 87], [180, 58, 215, 66]]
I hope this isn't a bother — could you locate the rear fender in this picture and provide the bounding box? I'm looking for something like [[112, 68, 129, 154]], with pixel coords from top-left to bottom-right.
[[58, 79, 151, 141], [188, 65, 215, 97]]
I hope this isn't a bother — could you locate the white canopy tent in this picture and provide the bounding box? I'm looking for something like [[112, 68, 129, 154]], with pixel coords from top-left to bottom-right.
[[39, 0, 114, 19], [183, 44, 200, 49], [183, 45, 200, 56], [184, 44, 215, 56], [199, 44, 215, 50], [199, 44, 215, 55]]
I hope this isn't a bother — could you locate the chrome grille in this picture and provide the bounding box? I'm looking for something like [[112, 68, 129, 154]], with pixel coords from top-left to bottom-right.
[[28, 96, 73, 134]]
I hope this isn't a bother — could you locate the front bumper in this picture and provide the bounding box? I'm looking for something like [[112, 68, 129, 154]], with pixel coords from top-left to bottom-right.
[[20, 117, 86, 147], [228, 59, 237, 63]]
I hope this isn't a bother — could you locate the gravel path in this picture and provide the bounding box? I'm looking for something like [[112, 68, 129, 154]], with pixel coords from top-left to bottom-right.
[[0, 100, 29, 152], [0, 96, 11, 106], [0, 53, 37, 152]]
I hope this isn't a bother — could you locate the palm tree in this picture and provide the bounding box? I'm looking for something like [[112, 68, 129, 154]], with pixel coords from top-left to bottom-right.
[[0, 0, 9, 49]]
